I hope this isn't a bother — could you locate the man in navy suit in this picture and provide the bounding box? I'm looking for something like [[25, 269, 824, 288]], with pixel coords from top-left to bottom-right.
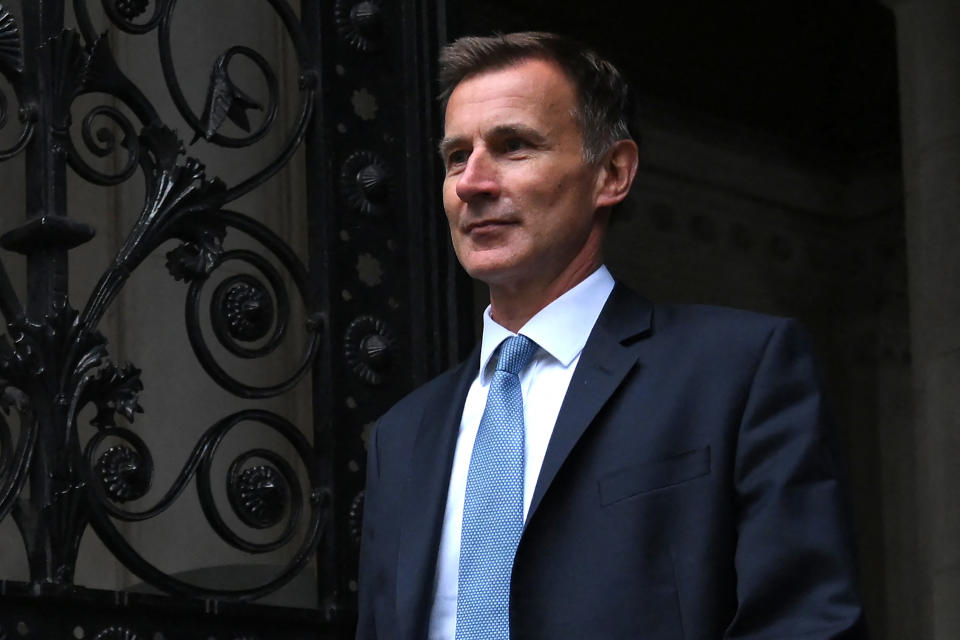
[[356, 31, 866, 639]]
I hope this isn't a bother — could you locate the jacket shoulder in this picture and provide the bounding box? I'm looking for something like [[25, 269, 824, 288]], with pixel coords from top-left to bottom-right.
[[377, 350, 477, 428], [643, 301, 815, 372], [655, 301, 789, 331], [652, 301, 803, 342]]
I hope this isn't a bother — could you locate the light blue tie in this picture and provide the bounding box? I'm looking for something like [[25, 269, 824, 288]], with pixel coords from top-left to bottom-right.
[[456, 334, 538, 640]]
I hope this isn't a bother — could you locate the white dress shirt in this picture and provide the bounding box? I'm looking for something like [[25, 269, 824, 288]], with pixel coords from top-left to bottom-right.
[[427, 266, 616, 639]]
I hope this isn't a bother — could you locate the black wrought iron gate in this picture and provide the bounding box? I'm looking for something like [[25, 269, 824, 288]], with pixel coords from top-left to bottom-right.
[[0, 0, 466, 637]]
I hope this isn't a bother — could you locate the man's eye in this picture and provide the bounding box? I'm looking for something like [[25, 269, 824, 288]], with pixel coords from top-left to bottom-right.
[[504, 138, 528, 152], [447, 150, 469, 166]]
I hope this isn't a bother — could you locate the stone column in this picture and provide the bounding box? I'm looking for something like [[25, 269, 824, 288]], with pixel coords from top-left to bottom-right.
[[884, 0, 960, 637]]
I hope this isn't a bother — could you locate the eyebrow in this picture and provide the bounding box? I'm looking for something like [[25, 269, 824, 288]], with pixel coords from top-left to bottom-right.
[[437, 135, 466, 160], [437, 124, 548, 160]]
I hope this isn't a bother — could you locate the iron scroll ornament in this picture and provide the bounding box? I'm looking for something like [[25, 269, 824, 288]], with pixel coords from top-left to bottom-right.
[[0, 5, 35, 161], [0, 0, 325, 601], [80, 410, 325, 600]]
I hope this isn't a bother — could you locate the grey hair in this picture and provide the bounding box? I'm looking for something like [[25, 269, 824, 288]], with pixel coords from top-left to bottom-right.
[[438, 31, 635, 164]]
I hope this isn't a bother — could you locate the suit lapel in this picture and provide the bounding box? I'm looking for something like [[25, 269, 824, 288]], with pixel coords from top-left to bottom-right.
[[395, 347, 479, 640], [527, 284, 653, 522]]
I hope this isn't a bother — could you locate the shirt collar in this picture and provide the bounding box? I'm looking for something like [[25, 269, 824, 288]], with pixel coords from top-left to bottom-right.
[[478, 266, 616, 381]]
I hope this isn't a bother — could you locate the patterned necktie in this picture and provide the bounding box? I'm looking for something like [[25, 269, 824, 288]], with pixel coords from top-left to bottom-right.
[[456, 334, 538, 640]]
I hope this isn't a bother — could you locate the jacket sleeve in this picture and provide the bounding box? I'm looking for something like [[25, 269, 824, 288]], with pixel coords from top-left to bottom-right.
[[355, 420, 382, 640], [725, 319, 868, 639]]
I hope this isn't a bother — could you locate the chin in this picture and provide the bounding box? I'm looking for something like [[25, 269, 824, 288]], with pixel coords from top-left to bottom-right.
[[457, 249, 519, 282], [460, 258, 508, 282]]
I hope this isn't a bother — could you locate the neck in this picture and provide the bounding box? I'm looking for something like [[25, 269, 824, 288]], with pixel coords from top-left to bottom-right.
[[488, 259, 602, 333]]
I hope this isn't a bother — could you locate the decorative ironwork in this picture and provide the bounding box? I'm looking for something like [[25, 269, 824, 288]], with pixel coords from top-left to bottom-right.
[[215, 275, 276, 343], [94, 626, 139, 640], [0, 6, 33, 162], [112, 0, 149, 22], [0, 8, 19, 72], [340, 151, 392, 216], [335, 0, 383, 52], [192, 48, 266, 144], [183, 219, 321, 397], [230, 463, 288, 529], [95, 444, 151, 502], [344, 316, 394, 386], [0, 0, 459, 637], [0, 0, 325, 605], [348, 490, 364, 546], [85, 362, 144, 429]]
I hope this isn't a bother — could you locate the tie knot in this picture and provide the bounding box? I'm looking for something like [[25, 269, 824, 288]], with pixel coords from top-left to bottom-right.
[[495, 335, 537, 376]]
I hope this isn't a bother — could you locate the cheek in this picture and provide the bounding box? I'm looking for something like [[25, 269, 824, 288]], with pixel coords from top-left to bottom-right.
[[442, 190, 459, 225]]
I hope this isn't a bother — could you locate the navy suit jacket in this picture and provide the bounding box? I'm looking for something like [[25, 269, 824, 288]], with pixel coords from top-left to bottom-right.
[[356, 284, 866, 639]]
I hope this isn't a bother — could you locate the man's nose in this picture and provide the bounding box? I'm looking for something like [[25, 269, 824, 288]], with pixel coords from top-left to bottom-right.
[[455, 151, 500, 202]]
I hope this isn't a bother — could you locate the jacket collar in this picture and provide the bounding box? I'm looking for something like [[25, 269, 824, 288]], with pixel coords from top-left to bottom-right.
[[526, 283, 653, 522]]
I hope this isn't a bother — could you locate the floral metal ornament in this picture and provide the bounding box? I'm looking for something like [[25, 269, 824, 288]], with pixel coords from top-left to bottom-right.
[[348, 490, 364, 546], [215, 274, 275, 343], [340, 150, 391, 216], [192, 49, 265, 143], [164, 231, 225, 283], [95, 444, 152, 503], [229, 463, 288, 529], [334, 0, 383, 53], [0, 5, 22, 75], [93, 627, 140, 640], [0, 4, 32, 162], [111, 0, 149, 22], [344, 315, 395, 386], [82, 362, 144, 428]]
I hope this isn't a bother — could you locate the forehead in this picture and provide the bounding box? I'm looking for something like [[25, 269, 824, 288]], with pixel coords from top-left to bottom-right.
[[443, 58, 579, 135]]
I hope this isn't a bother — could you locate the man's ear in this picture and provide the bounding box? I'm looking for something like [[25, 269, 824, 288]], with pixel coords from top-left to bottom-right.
[[594, 139, 639, 209]]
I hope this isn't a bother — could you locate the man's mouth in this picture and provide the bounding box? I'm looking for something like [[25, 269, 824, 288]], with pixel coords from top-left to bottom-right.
[[464, 219, 515, 233]]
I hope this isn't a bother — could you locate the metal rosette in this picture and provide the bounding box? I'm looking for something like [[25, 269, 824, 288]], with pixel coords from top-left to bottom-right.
[[211, 273, 278, 353], [340, 150, 392, 217], [348, 490, 365, 547], [334, 0, 383, 53], [0, 5, 23, 75], [227, 461, 289, 530], [112, 0, 150, 22], [343, 315, 395, 386], [95, 444, 152, 503], [94, 627, 140, 640], [0, 7, 33, 162]]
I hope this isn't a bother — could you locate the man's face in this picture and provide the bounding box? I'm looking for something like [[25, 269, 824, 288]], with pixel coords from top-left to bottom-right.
[[440, 58, 607, 292]]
